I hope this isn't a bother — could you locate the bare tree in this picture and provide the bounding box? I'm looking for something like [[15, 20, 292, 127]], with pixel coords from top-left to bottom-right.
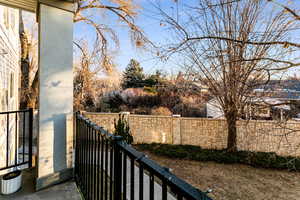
[[19, 11, 38, 109], [20, 0, 152, 109], [157, 0, 300, 152], [74, 40, 121, 111], [74, 0, 153, 70]]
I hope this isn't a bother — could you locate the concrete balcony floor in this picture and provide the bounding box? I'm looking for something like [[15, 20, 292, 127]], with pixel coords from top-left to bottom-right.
[[0, 168, 81, 200]]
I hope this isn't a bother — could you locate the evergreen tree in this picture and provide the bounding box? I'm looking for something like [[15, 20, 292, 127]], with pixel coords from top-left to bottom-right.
[[114, 114, 133, 144], [144, 70, 165, 87], [122, 59, 145, 88]]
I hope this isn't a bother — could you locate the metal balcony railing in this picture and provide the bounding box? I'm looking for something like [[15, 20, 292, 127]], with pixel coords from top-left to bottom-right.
[[75, 113, 212, 200], [0, 108, 33, 172]]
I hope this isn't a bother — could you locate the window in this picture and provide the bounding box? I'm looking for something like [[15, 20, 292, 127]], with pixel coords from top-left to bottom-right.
[[9, 73, 14, 98]]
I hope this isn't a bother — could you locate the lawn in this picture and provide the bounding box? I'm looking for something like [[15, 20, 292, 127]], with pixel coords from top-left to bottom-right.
[[135, 146, 300, 200]]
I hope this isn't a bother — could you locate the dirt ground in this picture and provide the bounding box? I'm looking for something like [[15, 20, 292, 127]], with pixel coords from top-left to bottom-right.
[[139, 150, 300, 200]]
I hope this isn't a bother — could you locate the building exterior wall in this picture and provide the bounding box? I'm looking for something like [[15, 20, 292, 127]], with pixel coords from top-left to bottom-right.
[[0, 5, 19, 112], [85, 112, 300, 157], [0, 5, 20, 169]]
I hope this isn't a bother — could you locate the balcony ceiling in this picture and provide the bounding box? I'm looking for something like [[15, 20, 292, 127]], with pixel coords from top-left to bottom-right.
[[0, 0, 73, 13], [0, 0, 36, 12]]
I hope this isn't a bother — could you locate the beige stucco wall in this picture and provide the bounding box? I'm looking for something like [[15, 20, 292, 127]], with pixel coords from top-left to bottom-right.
[[38, 3, 74, 180], [84, 112, 300, 157]]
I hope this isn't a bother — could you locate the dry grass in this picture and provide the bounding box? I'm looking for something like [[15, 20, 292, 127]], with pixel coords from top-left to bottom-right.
[[141, 150, 300, 200]]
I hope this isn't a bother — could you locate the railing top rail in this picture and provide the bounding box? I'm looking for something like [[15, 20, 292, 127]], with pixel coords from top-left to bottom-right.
[[0, 108, 32, 115]]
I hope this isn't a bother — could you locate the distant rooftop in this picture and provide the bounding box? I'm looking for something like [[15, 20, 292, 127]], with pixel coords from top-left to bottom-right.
[[256, 80, 300, 92]]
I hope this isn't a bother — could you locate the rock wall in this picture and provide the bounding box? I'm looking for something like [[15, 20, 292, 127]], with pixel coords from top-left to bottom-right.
[[84, 112, 300, 157]]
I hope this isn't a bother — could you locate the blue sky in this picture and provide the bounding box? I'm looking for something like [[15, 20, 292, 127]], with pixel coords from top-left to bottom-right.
[[74, 0, 300, 77], [74, 0, 183, 75], [24, 0, 299, 76]]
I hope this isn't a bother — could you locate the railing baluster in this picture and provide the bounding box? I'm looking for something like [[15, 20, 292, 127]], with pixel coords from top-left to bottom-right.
[[81, 119, 84, 193], [162, 180, 168, 200], [75, 115, 78, 178], [113, 136, 123, 200], [15, 112, 18, 166], [84, 121, 88, 196], [80, 119, 84, 189], [88, 123, 93, 199], [139, 163, 144, 200], [28, 108, 33, 168], [97, 131, 101, 200], [75, 117, 79, 185], [91, 126, 96, 199], [81, 119, 84, 188], [130, 157, 135, 200], [86, 123, 91, 199], [6, 113, 9, 167], [22, 111, 25, 163], [105, 139, 108, 200], [123, 153, 127, 200], [109, 141, 113, 200], [149, 173, 154, 200], [177, 194, 183, 200], [79, 118, 82, 187], [100, 135, 104, 200], [94, 129, 98, 200], [77, 118, 80, 186]]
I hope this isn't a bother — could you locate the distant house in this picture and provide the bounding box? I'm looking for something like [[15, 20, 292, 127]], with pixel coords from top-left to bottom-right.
[[206, 79, 300, 119], [256, 79, 300, 92], [0, 5, 20, 170], [206, 98, 224, 118], [206, 86, 300, 120]]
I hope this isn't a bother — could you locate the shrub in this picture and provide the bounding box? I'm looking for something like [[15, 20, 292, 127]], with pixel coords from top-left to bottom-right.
[[135, 143, 300, 171], [114, 114, 133, 144], [104, 91, 124, 109], [131, 107, 151, 115], [150, 106, 172, 116], [95, 99, 112, 112], [143, 86, 157, 94], [172, 103, 206, 117]]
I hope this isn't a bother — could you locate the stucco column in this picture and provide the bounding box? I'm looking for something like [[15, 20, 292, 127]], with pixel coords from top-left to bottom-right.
[[36, 2, 74, 190]]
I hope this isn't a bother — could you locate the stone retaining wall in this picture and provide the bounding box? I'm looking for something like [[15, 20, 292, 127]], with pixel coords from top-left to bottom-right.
[[84, 112, 300, 157]]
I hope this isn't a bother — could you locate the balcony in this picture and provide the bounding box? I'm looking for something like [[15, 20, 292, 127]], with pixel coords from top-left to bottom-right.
[[1, 111, 212, 200]]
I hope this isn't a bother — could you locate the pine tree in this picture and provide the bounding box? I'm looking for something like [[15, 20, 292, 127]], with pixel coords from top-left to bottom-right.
[[122, 59, 145, 88]]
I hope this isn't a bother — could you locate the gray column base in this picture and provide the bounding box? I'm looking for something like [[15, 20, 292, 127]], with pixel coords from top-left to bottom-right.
[[36, 168, 74, 191]]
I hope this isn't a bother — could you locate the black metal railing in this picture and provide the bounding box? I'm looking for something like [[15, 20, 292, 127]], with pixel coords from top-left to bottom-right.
[[0, 108, 33, 172], [75, 113, 212, 200]]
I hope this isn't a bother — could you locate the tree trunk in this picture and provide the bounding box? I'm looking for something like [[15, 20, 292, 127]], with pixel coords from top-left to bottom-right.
[[225, 113, 238, 152], [20, 60, 30, 109], [28, 69, 39, 109], [19, 11, 39, 109], [19, 10, 30, 109]]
